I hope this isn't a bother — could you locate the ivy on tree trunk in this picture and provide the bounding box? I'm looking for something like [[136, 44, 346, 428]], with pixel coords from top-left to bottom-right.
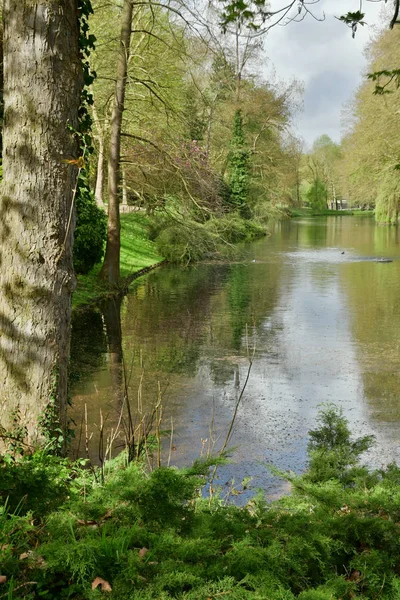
[[227, 109, 251, 219]]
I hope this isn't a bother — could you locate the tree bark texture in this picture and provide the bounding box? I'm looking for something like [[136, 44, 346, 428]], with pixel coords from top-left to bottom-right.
[[0, 0, 82, 444], [100, 0, 133, 284]]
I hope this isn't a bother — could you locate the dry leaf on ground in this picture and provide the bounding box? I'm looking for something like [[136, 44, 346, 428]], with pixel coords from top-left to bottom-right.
[[77, 519, 98, 526], [0, 576, 7, 584], [138, 547, 149, 558], [91, 577, 112, 592]]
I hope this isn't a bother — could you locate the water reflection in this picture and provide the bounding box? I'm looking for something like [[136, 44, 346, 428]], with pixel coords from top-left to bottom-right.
[[70, 216, 400, 496]]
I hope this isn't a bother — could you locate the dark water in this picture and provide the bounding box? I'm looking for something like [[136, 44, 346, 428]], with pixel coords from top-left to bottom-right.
[[70, 216, 400, 498]]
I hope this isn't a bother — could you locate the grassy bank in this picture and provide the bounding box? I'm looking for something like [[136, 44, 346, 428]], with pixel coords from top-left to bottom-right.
[[73, 205, 375, 309], [1, 407, 400, 599], [73, 212, 267, 309], [289, 207, 375, 217], [73, 213, 163, 309]]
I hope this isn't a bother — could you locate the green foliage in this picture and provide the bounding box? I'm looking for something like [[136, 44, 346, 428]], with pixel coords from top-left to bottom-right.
[[0, 501, 33, 582], [74, 182, 107, 274], [0, 452, 82, 515], [78, 0, 96, 132], [338, 10, 365, 38], [71, 0, 103, 277], [183, 86, 207, 141], [305, 405, 375, 485], [368, 68, 400, 95], [2, 409, 400, 599], [374, 173, 400, 224], [339, 27, 400, 213], [217, 0, 271, 32], [149, 211, 265, 264], [227, 110, 252, 219], [154, 220, 218, 264], [306, 178, 327, 212], [205, 214, 266, 243]]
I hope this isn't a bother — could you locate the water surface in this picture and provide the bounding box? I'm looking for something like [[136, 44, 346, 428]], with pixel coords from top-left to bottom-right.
[[71, 216, 400, 497]]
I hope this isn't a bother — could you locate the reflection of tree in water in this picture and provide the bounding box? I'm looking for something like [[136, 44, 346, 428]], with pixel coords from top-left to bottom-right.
[[301, 219, 328, 246], [343, 261, 400, 421], [69, 309, 107, 386], [69, 298, 124, 461], [228, 265, 252, 350], [122, 265, 231, 377], [207, 260, 283, 386], [101, 296, 124, 408], [209, 359, 237, 387], [372, 224, 399, 256], [70, 251, 285, 444]]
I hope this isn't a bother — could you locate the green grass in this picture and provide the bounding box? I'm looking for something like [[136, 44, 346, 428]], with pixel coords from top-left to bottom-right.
[[290, 207, 374, 217], [73, 213, 163, 308]]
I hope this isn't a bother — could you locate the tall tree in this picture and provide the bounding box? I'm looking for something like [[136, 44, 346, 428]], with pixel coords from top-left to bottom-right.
[[100, 0, 133, 284], [307, 135, 341, 209], [340, 26, 400, 220], [0, 0, 82, 443]]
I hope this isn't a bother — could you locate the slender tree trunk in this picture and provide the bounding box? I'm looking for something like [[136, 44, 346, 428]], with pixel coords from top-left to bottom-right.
[[100, 0, 133, 284], [235, 26, 241, 103], [205, 102, 215, 158], [95, 142, 105, 208], [121, 165, 128, 206], [295, 167, 300, 205], [0, 0, 82, 444], [92, 101, 106, 208], [331, 180, 338, 210]]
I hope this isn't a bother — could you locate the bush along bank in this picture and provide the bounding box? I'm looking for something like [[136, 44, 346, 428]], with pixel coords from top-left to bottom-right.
[[1, 406, 400, 599], [73, 210, 267, 309]]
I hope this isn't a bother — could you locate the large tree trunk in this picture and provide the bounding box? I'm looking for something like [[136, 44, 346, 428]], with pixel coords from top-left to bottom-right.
[[100, 0, 133, 285], [0, 0, 82, 445]]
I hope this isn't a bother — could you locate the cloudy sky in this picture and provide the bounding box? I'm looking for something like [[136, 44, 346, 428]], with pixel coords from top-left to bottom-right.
[[262, 0, 387, 148]]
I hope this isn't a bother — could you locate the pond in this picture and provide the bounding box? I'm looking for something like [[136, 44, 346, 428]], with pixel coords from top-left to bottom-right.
[[70, 216, 400, 498]]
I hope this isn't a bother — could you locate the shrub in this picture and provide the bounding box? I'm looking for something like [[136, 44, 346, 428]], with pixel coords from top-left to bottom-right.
[[146, 212, 170, 241], [2, 409, 400, 600], [0, 452, 81, 515], [155, 221, 218, 263], [305, 404, 375, 484], [73, 184, 107, 274], [205, 214, 266, 244]]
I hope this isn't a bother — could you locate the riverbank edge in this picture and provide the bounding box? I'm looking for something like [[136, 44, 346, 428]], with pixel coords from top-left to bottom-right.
[[72, 213, 164, 310], [73, 260, 168, 312], [289, 207, 375, 217], [73, 208, 375, 310], [72, 212, 268, 311]]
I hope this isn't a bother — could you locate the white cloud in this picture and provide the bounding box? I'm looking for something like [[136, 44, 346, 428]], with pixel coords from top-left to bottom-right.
[[262, 0, 387, 146]]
